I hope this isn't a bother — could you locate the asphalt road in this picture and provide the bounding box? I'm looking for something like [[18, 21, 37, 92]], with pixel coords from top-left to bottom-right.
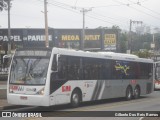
[[1, 91, 160, 120]]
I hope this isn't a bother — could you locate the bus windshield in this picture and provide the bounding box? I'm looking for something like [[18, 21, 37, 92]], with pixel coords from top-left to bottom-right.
[[10, 57, 50, 85]]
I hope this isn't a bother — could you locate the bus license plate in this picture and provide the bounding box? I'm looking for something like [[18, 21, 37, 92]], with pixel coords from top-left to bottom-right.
[[20, 96, 27, 100]]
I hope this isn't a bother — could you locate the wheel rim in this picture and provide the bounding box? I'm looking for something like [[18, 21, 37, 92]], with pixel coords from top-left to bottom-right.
[[72, 93, 79, 104], [126, 87, 132, 100], [128, 89, 131, 99], [134, 87, 139, 98]]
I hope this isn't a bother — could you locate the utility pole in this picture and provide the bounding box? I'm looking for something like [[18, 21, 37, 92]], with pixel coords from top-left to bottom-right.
[[152, 34, 156, 61], [8, 0, 11, 54], [128, 19, 143, 54], [80, 8, 92, 50], [44, 0, 49, 47]]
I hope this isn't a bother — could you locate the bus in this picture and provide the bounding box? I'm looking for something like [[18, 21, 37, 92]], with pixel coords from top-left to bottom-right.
[[7, 47, 154, 107]]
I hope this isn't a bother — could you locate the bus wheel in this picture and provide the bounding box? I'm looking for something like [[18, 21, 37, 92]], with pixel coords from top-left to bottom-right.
[[71, 91, 80, 107], [134, 86, 140, 99], [126, 86, 132, 101]]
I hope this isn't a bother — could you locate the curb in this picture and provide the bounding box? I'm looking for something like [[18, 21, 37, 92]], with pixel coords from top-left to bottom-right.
[[3, 105, 28, 110], [0, 89, 7, 99]]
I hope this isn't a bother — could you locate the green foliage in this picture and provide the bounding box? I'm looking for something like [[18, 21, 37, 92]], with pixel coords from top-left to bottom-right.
[[133, 50, 152, 58], [117, 25, 160, 53], [119, 33, 127, 53]]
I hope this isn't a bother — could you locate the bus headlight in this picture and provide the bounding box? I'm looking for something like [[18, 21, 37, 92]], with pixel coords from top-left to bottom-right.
[[36, 88, 44, 95], [9, 88, 13, 93], [9, 86, 13, 93]]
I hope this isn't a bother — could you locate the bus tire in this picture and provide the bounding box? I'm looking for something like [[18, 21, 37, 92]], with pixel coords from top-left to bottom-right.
[[126, 86, 133, 101], [71, 90, 80, 107], [134, 86, 140, 99]]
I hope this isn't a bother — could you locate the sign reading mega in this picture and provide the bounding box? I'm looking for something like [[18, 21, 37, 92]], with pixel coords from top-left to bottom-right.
[[0, 28, 119, 51]]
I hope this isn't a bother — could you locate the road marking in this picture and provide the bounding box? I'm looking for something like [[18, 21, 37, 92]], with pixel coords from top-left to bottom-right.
[[73, 97, 160, 111], [5, 92, 160, 120], [47, 97, 160, 117]]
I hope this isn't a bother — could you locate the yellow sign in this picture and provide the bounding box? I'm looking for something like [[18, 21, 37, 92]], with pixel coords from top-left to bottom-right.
[[61, 35, 100, 41], [104, 34, 116, 45], [104, 34, 116, 50], [85, 35, 100, 41], [62, 35, 80, 41]]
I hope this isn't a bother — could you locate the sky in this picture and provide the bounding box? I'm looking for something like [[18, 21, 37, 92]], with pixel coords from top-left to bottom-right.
[[0, 0, 160, 32]]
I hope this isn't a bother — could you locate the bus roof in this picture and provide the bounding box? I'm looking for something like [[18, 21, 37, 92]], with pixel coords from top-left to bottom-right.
[[14, 47, 153, 63], [52, 48, 153, 63]]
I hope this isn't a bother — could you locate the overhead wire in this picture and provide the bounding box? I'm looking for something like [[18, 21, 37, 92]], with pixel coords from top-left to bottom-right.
[[128, 0, 160, 16], [112, 0, 160, 29], [113, 0, 160, 20], [74, 0, 78, 8], [89, 11, 129, 28], [38, 0, 131, 29], [4, 0, 158, 30]]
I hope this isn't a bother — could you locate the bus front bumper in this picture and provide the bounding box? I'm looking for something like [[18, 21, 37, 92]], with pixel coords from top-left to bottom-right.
[[7, 94, 50, 106]]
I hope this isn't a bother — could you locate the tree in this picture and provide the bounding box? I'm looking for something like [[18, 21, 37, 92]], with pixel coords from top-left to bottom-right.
[[134, 50, 151, 58], [96, 26, 108, 29], [154, 27, 160, 33], [0, 0, 9, 11], [112, 25, 121, 32], [119, 33, 127, 53], [135, 25, 151, 35]]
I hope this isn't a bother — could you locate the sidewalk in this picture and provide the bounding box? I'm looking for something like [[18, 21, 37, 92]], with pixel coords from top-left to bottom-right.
[[0, 99, 9, 110], [0, 80, 9, 110], [0, 80, 7, 99]]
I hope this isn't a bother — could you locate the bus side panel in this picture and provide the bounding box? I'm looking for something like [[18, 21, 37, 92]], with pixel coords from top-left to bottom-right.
[[49, 80, 98, 105], [49, 79, 153, 106], [101, 80, 131, 99]]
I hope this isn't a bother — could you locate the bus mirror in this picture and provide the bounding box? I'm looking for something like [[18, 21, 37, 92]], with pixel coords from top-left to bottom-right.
[[52, 54, 60, 72], [3, 54, 12, 63]]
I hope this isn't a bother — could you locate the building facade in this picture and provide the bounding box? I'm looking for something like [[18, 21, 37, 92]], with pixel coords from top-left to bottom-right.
[[0, 28, 120, 66]]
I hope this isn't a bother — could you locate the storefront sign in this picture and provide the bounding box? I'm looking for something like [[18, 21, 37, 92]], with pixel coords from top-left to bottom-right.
[[104, 34, 116, 50]]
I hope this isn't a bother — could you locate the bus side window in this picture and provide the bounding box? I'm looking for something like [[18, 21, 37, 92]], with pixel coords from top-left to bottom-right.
[[52, 54, 58, 72], [57, 55, 67, 80], [102, 60, 112, 80], [67, 56, 80, 80], [139, 63, 151, 79], [51, 54, 67, 80]]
